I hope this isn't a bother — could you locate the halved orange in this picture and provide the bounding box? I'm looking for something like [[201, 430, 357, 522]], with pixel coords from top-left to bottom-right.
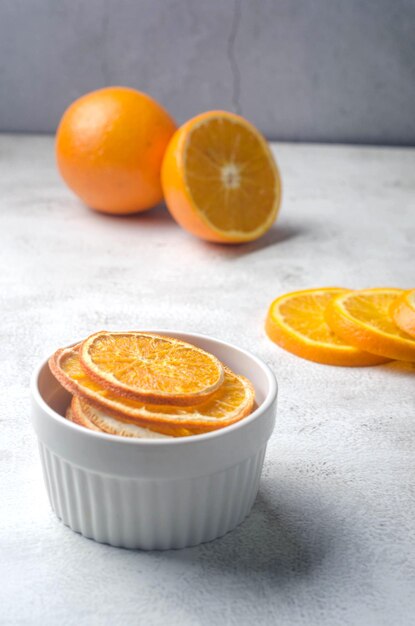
[[265, 288, 389, 366], [50, 345, 255, 431], [390, 289, 415, 338], [326, 288, 415, 361], [71, 397, 172, 439], [80, 331, 224, 405], [161, 110, 281, 243]]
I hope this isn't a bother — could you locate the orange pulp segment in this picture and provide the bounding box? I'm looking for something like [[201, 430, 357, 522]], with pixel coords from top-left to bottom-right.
[[390, 289, 415, 338]]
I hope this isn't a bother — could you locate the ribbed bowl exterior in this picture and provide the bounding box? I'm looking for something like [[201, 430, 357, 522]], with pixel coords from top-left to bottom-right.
[[38, 441, 267, 550]]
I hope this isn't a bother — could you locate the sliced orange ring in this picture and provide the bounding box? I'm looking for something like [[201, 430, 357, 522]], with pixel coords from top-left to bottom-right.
[[71, 397, 172, 439], [49, 345, 255, 431], [390, 289, 415, 338], [326, 288, 415, 361], [80, 331, 224, 405], [266, 288, 389, 366]]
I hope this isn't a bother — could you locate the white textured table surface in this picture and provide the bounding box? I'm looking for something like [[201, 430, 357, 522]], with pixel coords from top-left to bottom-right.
[[1, 135, 415, 626]]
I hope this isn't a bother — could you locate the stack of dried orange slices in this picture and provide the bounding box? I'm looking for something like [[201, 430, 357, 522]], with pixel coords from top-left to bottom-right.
[[49, 331, 255, 439]]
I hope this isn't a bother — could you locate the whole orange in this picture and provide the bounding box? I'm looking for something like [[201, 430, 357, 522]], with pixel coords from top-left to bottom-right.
[[56, 87, 176, 214]]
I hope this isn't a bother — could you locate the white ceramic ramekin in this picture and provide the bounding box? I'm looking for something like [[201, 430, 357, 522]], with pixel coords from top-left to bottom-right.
[[31, 331, 277, 550]]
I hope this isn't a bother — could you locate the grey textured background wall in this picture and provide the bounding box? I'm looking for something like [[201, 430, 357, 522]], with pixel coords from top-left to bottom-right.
[[1, 0, 414, 144]]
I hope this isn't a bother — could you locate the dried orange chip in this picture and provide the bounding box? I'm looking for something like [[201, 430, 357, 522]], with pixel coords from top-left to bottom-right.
[[72, 397, 172, 439], [266, 288, 389, 366], [49, 345, 255, 430], [326, 288, 415, 361], [80, 331, 224, 405], [390, 289, 415, 338], [65, 404, 74, 422], [67, 396, 102, 432]]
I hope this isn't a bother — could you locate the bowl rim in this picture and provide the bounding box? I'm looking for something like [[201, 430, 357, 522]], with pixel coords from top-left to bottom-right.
[[31, 329, 278, 447]]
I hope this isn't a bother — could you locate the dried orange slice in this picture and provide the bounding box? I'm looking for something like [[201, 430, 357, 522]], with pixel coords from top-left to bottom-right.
[[71, 397, 172, 439], [49, 345, 255, 431], [51, 346, 198, 436], [80, 331, 224, 405], [390, 289, 415, 338], [66, 397, 102, 432], [161, 110, 281, 243], [326, 288, 415, 361], [65, 405, 74, 421], [266, 288, 389, 366]]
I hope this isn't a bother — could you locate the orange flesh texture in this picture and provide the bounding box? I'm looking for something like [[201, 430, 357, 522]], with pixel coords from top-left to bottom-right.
[[391, 290, 415, 338], [162, 111, 281, 242], [277, 289, 347, 344], [56, 87, 176, 214]]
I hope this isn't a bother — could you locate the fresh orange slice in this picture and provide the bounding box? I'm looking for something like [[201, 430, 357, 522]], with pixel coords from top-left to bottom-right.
[[80, 331, 224, 405], [326, 288, 415, 361], [71, 397, 172, 439], [265, 288, 389, 366], [49, 345, 255, 431], [390, 289, 415, 338], [161, 110, 281, 243]]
